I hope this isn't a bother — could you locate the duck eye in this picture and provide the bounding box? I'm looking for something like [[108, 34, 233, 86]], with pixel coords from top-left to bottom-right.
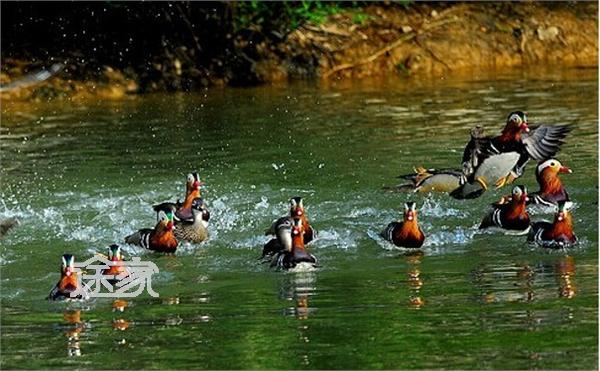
[[187, 174, 193, 182], [550, 162, 555, 167]]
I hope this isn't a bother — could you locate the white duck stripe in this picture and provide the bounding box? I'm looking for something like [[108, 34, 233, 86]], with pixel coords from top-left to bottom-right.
[[533, 194, 554, 207], [276, 254, 285, 268], [537, 159, 554, 174], [534, 228, 545, 244], [142, 233, 151, 249], [492, 209, 503, 228], [489, 143, 500, 154]]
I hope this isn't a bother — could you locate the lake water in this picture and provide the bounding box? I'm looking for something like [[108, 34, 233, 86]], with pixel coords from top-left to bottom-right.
[[1, 68, 598, 369]]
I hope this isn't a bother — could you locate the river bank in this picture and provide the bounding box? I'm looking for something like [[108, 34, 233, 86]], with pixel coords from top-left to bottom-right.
[[1, 2, 597, 101]]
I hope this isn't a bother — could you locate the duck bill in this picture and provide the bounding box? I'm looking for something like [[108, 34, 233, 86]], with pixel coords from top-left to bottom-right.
[[65, 267, 73, 277], [293, 208, 304, 217], [559, 166, 572, 174], [520, 122, 530, 133], [406, 211, 415, 221], [166, 221, 174, 231], [557, 212, 565, 222]]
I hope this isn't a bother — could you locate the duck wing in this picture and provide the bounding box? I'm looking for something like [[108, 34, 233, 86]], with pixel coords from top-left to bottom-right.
[[124, 228, 153, 247], [527, 220, 553, 242], [523, 125, 572, 161], [381, 221, 402, 242]]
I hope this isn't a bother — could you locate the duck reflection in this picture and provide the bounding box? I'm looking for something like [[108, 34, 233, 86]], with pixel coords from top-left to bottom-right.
[[555, 255, 576, 299], [62, 309, 86, 357], [279, 271, 317, 366], [280, 271, 317, 319], [112, 299, 131, 345], [471, 255, 577, 304], [471, 261, 535, 303], [404, 251, 425, 308]]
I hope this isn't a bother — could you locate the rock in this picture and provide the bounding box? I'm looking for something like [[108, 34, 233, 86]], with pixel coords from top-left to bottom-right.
[[537, 26, 559, 41], [401, 25, 413, 34]]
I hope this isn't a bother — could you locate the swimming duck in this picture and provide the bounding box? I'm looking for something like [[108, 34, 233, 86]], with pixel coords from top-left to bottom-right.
[[154, 198, 209, 243], [528, 201, 577, 248], [262, 217, 293, 259], [397, 126, 514, 198], [177, 172, 204, 219], [125, 210, 178, 253], [451, 124, 519, 198], [48, 254, 88, 301], [271, 218, 318, 270], [479, 185, 530, 232], [153, 172, 206, 221], [266, 197, 317, 245], [175, 198, 210, 243], [529, 159, 572, 206], [381, 202, 426, 248], [460, 111, 571, 192], [101, 244, 129, 284]]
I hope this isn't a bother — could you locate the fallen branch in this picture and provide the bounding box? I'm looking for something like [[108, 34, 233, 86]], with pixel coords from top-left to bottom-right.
[[302, 24, 352, 37], [323, 16, 460, 78]]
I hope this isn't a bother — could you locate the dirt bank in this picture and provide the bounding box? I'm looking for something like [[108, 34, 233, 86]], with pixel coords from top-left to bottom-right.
[[1, 2, 597, 101]]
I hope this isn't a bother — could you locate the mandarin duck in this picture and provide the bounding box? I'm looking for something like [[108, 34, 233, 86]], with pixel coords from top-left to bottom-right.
[[529, 159, 572, 206], [48, 254, 89, 301], [262, 217, 293, 259], [479, 185, 530, 232], [153, 172, 206, 222], [176, 172, 205, 220], [452, 112, 571, 198], [125, 209, 178, 253], [266, 197, 317, 245], [101, 244, 129, 284], [158, 198, 209, 243], [381, 202, 426, 248], [271, 218, 318, 270], [528, 201, 577, 248], [394, 126, 487, 195], [493, 159, 572, 207]]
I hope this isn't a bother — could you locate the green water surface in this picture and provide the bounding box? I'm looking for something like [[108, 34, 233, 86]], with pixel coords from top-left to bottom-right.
[[1, 68, 598, 369]]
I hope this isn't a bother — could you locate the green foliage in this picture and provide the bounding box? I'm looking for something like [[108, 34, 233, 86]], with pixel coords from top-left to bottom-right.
[[234, 1, 348, 33], [396, 61, 410, 76], [351, 11, 373, 25]]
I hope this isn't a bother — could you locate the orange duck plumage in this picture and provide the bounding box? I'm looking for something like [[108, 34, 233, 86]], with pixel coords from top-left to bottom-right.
[[382, 202, 426, 248], [528, 201, 577, 248]]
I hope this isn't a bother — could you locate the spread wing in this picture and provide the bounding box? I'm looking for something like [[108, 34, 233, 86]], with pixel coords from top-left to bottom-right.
[[461, 136, 499, 178], [523, 125, 572, 161]]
